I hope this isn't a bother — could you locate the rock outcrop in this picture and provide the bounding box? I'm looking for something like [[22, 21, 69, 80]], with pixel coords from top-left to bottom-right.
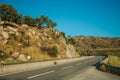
[[0, 21, 79, 61]]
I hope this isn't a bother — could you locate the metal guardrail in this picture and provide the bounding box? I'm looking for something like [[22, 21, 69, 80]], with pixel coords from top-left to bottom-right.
[[102, 63, 120, 75]]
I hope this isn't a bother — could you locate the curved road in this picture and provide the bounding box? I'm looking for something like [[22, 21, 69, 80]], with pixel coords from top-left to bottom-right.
[[0, 56, 119, 80]]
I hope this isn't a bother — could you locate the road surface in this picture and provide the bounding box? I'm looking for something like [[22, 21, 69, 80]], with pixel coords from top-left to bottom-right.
[[0, 56, 114, 80]]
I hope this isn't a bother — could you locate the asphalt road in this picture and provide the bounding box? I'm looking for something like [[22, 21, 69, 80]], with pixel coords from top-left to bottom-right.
[[0, 56, 104, 80]]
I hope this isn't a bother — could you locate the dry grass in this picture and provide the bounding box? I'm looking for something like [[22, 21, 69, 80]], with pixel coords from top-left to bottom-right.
[[20, 46, 57, 61], [108, 55, 120, 67]]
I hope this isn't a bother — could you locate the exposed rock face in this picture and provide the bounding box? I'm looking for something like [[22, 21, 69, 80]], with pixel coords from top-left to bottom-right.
[[66, 44, 79, 58], [6, 58, 14, 62], [0, 31, 9, 39], [11, 52, 19, 59], [7, 27, 17, 32], [0, 26, 3, 31], [0, 31, 9, 45], [0, 21, 79, 61]]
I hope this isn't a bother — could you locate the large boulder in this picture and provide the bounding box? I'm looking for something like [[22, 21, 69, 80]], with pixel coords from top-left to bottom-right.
[[29, 29, 35, 35], [0, 39, 8, 45], [0, 31, 8, 45], [0, 26, 3, 31], [0, 34, 3, 40], [37, 42, 41, 47], [18, 54, 27, 61], [11, 52, 20, 59], [0, 31, 9, 39], [6, 58, 14, 62], [66, 44, 79, 58], [59, 36, 66, 45], [6, 27, 17, 32]]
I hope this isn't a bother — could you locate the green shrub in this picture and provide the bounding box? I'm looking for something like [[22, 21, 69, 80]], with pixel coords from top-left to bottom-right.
[[53, 61, 57, 65], [61, 32, 66, 38], [48, 46, 58, 57], [68, 38, 76, 45]]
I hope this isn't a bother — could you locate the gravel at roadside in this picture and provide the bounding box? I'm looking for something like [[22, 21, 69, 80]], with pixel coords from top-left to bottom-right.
[[69, 66, 120, 80]]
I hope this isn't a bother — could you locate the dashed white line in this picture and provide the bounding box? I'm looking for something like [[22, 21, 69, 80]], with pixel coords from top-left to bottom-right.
[[76, 63, 82, 65], [61, 65, 74, 70], [84, 62, 85, 63], [27, 70, 55, 79]]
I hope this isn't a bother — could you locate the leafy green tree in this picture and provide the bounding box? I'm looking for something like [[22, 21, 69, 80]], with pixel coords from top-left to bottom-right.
[[46, 19, 52, 28], [36, 15, 57, 28], [46, 19, 57, 28], [35, 15, 47, 28], [0, 4, 22, 24], [35, 18, 40, 28], [0, 4, 57, 28], [23, 15, 36, 26], [51, 22, 57, 28], [13, 14, 22, 24]]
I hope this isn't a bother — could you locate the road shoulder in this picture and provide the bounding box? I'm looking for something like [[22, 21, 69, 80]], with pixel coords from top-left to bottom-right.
[[69, 66, 120, 80]]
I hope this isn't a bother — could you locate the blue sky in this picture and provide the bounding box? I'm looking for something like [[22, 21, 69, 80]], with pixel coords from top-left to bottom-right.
[[0, 0, 120, 37]]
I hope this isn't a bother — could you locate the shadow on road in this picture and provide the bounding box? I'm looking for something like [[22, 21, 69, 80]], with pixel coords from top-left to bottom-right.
[[92, 61, 100, 70]]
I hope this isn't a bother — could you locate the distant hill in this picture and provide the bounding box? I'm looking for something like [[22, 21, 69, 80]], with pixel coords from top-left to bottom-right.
[[73, 36, 120, 57]]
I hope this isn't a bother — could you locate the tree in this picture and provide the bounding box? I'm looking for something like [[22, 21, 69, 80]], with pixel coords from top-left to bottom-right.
[[51, 22, 57, 28], [13, 14, 22, 24], [61, 32, 66, 38], [0, 4, 22, 24], [35, 15, 47, 28], [37, 15, 57, 28], [23, 15, 36, 27], [35, 18, 40, 28], [46, 19, 52, 28], [0, 4, 57, 28], [46, 19, 57, 28]]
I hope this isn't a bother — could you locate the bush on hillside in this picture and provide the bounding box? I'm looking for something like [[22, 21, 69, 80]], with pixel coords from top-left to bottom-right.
[[48, 46, 58, 57], [61, 32, 66, 38], [68, 38, 76, 45]]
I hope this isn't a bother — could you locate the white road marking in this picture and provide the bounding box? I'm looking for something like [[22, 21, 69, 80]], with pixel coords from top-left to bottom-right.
[[61, 65, 73, 70], [0, 69, 32, 77], [84, 62, 86, 63], [27, 70, 55, 79], [76, 63, 82, 65], [84, 62, 87, 63]]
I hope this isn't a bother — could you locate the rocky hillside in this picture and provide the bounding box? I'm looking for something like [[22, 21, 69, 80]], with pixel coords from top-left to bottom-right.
[[73, 36, 120, 56], [0, 21, 79, 62]]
